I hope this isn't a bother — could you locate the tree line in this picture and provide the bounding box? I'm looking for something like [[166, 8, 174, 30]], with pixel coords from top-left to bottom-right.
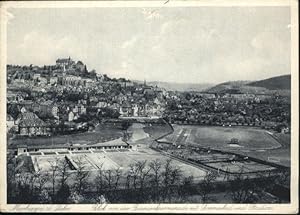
[[7, 154, 289, 204]]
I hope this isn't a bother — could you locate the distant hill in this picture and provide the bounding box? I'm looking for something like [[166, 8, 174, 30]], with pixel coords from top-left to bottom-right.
[[246, 74, 291, 90], [134, 80, 214, 92], [206, 81, 251, 93], [206, 74, 291, 95]]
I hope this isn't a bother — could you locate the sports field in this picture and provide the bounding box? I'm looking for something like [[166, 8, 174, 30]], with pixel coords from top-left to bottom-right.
[[31, 148, 208, 180], [160, 125, 282, 151], [10, 124, 123, 147]]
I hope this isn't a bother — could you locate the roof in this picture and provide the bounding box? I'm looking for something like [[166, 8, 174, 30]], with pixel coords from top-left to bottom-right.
[[76, 61, 84, 65], [17, 112, 47, 127], [56, 58, 72, 63], [7, 114, 14, 121], [40, 100, 53, 106]]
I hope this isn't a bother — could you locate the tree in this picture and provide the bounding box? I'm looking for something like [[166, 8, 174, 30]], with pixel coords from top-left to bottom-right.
[[149, 159, 162, 201], [228, 168, 261, 203], [7, 155, 19, 202], [55, 183, 71, 203], [58, 158, 71, 189], [74, 157, 90, 194], [95, 163, 105, 194], [69, 190, 84, 203], [38, 189, 51, 203], [161, 159, 182, 202], [136, 160, 151, 201], [48, 157, 60, 200], [198, 171, 217, 203], [179, 176, 194, 200]]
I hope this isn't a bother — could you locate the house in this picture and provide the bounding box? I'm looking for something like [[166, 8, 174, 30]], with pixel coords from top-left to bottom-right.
[[63, 75, 82, 85], [78, 105, 86, 115], [52, 106, 59, 118], [96, 101, 108, 108], [82, 78, 94, 87], [16, 112, 49, 136], [33, 73, 41, 81], [49, 77, 58, 85], [68, 111, 75, 122], [119, 102, 133, 117], [133, 104, 139, 116], [7, 114, 15, 131]]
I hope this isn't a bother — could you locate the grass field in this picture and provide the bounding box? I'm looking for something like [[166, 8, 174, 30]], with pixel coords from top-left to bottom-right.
[[143, 123, 173, 140], [161, 125, 282, 151], [159, 125, 290, 167], [9, 124, 123, 147]]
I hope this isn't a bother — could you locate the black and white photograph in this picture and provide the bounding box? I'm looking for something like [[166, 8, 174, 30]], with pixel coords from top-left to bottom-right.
[[0, 0, 298, 213]]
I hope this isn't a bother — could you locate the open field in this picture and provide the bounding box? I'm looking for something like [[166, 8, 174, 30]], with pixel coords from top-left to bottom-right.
[[9, 124, 123, 147], [143, 122, 173, 140], [206, 161, 276, 173], [30, 148, 208, 180], [159, 125, 290, 167], [160, 125, 281, 151]]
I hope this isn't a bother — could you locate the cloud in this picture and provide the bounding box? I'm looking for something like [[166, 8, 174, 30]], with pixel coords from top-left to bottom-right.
[[141, 8, 163, 21], [7, 7, 291, 84], [12, 30, 83, 66], [121, 36, 138, 49]]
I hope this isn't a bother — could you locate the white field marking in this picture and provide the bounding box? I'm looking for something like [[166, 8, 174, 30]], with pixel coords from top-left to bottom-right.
[[30, 156, 38, 172], [268, 157, 280, 162], [185, 128, 193, 144], [85, 154, 101, 169], [41, 152, 45, 156], [69, 151, 73, 155], [266, 131, 273, 135], [103, 149, 107, 153], [55, 152, 59, 155], [83, 154, 98, 169], [89, 149, 94, 154], [104, 153, 120, 169]]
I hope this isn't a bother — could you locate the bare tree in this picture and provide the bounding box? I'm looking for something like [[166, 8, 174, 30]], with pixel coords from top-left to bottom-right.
[[179, 176, 194, 200], [128, 163, 139, 190], [58, 157, 71, 188], [162, 159, 173, 201], [74, 156, 90, 194], [229, 168, 260, 203], [7, 156, 19, 202], [34, 169, 49, 195], [113, 168, 122, 190], [16, 172, 35, 202], [103, 170, 114, 190], [95, 163, 104, 194], [149, 159, 162, 201], [136, 160, 151, 201], [48, 157, 60, 198], [136, 161, 151, 190], [198, 171, 217, 203]]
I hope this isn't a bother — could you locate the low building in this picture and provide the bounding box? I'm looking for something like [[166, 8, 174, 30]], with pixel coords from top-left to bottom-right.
[[7, 114, 15, 131], [68, 111, 75, 122], [16, 112, 49, 136]]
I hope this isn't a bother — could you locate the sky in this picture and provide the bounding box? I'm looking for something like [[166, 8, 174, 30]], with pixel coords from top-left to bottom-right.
[[7, 7, 291, 84]]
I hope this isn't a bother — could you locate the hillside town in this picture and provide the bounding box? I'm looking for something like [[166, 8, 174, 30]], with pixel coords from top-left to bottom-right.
[[7, 57, 291, 137], [7, 57, 167, 137]]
